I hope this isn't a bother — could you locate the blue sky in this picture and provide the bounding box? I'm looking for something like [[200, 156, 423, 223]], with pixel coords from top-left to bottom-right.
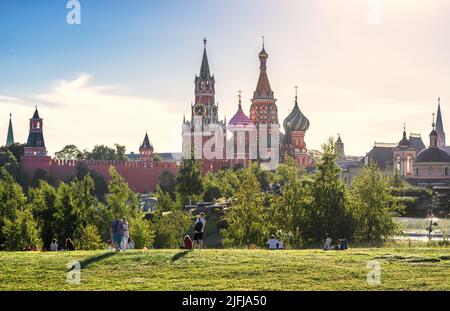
[[1, 0, 450, 155]]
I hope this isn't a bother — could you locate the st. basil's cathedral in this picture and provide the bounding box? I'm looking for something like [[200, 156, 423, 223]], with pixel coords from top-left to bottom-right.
[[182, 39, 311, 172]]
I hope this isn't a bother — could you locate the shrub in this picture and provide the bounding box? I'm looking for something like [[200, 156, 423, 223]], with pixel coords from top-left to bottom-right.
[[74, 224, 103, 250], [131, 216, 155, 249]]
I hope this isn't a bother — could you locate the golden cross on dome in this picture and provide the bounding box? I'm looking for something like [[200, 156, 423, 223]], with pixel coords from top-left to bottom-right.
[[238, 90, 242, 104], [262, 35, 265, 48], [432, 112, 435, 129]]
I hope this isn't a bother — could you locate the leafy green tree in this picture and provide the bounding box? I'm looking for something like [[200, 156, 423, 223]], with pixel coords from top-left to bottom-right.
[[55, 145, 84, 160], [222, 167, 268, 247], [76, 164, 108, 202], [154, 185, 176, 211], [158, 170, 176, 196], [85, 144, 127, 160], [153, 211, 191, 248], [29, 180, 58, 249], [0, 143, 25, 163], [2, 206, 41, 251], [30, 168, 56, 188], [310, 138, 350, 242], [175, 159, 204, 207], [106, 167, 139, 219], [130, 215, 155, 249], [270, 160, 313, 247], [0, 168, 28, 248], [74, 224, 103, 250], [348, 162, 403, 242], [0, 150, 27, 186], [53, 175, 99, 245]]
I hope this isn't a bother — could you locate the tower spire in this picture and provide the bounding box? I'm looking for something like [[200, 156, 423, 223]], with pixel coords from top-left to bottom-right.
[[254, 38, 273, 99], [435, 97, 445, 147], [199, 37, 211, 79], [6, 113, 14, 147]]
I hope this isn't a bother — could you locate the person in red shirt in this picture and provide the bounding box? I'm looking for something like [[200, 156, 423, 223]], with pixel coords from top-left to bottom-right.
[[183, 235, 193, 249]]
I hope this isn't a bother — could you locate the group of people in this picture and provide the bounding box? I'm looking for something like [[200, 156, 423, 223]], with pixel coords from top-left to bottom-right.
[[182, 212, 206, 250], [48, 238, 75, 251], [267, 235, 285, 250], [110, 214, 133, 251], [323, 238, 348, 250]]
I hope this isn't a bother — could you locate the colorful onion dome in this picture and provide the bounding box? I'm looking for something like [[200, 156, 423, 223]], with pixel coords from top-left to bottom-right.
[[283, 96, 310, 132]]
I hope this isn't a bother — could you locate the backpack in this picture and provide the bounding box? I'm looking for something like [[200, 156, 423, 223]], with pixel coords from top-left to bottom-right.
[[194, 219, 203, 232]]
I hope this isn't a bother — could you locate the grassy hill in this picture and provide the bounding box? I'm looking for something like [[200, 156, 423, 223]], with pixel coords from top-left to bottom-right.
[[1, 247, 449, 290]]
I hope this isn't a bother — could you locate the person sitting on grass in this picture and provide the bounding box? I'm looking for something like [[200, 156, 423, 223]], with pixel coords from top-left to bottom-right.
[[193, 212, 206, 250], [65, 238, 75, 251], [49, 239, 58, 251], [182, 235, 193, 249], [267, 235, 280, 250]]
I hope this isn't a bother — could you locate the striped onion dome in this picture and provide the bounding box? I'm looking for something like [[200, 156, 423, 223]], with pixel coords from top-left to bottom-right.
[[283, 98, 310, 132]]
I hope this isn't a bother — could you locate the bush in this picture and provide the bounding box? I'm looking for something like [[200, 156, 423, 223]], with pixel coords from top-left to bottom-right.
[[1, 207, 41, 251], [131, 216, 155, 249], [154, 211, 191, 248], [74, 224, 103, 250]]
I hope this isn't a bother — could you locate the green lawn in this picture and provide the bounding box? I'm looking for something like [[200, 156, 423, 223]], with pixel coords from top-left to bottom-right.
[[1, 248, 449, 291]]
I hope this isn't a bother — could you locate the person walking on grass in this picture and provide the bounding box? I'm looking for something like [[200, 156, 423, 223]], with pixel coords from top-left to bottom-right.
[[193, 212, 206, 250], [110, 214, 122, 252], [121, 217, 130, 251]]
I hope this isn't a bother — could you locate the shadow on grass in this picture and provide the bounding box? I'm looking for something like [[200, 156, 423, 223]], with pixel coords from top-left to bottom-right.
[[67, 252, 117, 271], [171, 250, 191, 262]]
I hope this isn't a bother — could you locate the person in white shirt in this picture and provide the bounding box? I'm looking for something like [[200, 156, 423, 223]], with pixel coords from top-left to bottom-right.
[[49, 239, 58, 251], [267, 235, 280, 250]]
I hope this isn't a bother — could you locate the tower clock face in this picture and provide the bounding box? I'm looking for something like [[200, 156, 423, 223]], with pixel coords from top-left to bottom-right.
[[193, 103, 206, 117]]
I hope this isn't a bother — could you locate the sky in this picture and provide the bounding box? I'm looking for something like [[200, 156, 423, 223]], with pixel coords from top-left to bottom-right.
[[1, 0, 450, 156]]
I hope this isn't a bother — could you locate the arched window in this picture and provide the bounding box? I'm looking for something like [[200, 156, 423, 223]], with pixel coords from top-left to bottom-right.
[[415, 167, 419, 176], [445, 167, 449, 176], [395, 155, 401, 172], [406, 155, 413, 175], [429, 167, 432, 176]]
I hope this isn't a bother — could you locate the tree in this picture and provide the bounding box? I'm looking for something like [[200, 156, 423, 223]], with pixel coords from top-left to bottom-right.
[[85, 144, 127, 161], [175, 159, 204, 207], [55, 145, 84, 160], [30, 168, 56, 188], [154, 185, 176, 212], [153, 211, 191, 248], [309, 138, 351, 242], [29, 180, 58, 249], [0, 168, 28, 248], [73, 224, 103, 250], [348, 162, 403, 243], [222, 167, 268, 247], [2, 206, 41, 251], [106, 167, 139, 219], [270, 159, 313, 247], [0, 143, 25, 163], [53, 175, 99, 245], [158, 170, 176, 196], [0, 150, 27, 186], [76, 163, 108, 202], [130, 215, 155, 249]]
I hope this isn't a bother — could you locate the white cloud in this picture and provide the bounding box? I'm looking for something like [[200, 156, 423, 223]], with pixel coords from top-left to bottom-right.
[[1, 74, 182, 155]]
